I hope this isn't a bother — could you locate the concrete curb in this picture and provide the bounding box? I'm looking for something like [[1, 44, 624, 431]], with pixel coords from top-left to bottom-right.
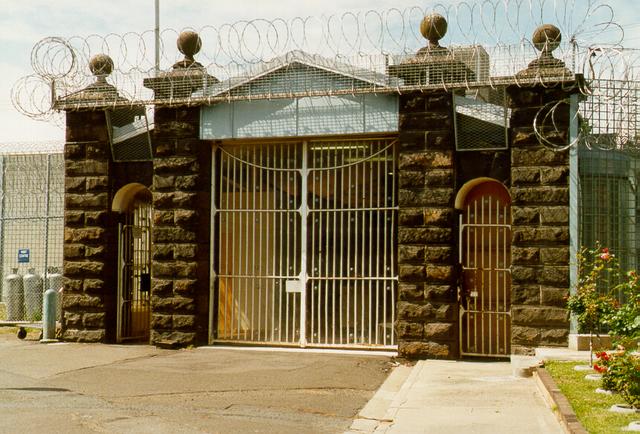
[[534, 367, 589, 434], [345, 363, 414, 433]]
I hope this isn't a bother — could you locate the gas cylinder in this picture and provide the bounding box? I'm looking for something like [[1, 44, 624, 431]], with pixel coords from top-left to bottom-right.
[[23, 268, 43, 321], [4, 268, 24, 320], [46, 267, 63, 320]]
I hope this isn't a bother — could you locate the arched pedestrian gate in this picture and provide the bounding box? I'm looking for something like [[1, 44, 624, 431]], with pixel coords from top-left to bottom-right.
[[458, 180, 512, 357], [114, 184, 152, 343], [211, 138, 398, 349]]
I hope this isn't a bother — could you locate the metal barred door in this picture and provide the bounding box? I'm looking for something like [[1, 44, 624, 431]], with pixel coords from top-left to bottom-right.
[[459, 183, 511, 357], [212, 138, 398, 349], [117, 202, 152, 342]]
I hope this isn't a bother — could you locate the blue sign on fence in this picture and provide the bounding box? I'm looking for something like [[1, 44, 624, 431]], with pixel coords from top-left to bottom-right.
[[17, 249, 30, 263]]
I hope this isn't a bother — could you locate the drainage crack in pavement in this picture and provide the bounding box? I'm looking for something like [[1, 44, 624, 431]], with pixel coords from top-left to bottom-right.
[[109, 386, 369, 399], [49, 353, 164, 377]]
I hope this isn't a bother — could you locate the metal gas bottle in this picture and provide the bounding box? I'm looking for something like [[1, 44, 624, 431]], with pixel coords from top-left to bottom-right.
[[23, 268, 43, 321], [4, 268, 24, 320]]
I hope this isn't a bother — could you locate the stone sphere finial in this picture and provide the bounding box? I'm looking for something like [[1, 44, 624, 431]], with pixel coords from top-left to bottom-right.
[[532, 24, 561, 54], [420, 13, 448, 49], [177, 30, 202, 63], [89, 54, 114, 80]]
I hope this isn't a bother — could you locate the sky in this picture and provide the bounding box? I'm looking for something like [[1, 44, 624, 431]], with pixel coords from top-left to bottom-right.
[[0, 0, 638, 150]]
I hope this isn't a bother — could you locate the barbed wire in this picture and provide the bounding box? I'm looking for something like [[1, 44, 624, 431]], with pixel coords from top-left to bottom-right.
[[11, 0, 640, 151]]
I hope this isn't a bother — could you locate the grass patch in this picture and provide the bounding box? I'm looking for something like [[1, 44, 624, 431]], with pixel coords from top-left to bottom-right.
[[545, 360, 638, 433]]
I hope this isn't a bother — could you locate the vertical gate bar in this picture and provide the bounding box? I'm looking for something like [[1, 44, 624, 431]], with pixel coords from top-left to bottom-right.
[[504, 202, 509, 352], [319, 146, 331, 344], [375, 142, 381, 344], [117, 222, 123, 342], [299, 141, 308, 347], [231, 147, 239, 339], [360, 145, 366, 343], [382, 145, 388, 346], [465, 202, 478, 351], [368, 142, 374, 344], [317, 145, 323, 342], [244, 147, 251, 340], [390, 141, 397, 345], [495, 199, 499, 353], [209, 146, 216, 344], [310, 152, 316, 344], [473, 200, 478, 352], [331, 145, 338, 345], [480, 197, 485, 354], [239, 147, 247, 340], [346, 145, 353, 343], [250, 146, 257, 340], [488, 196, 492, 354]]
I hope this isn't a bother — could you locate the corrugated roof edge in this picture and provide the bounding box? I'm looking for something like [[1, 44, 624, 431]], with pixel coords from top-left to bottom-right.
[[0, 142, 64, 155]]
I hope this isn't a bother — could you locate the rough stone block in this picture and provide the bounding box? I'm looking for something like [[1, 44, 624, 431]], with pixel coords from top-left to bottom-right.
[[425, 285, 454, 301], [512, 148, 568, 166], [152, 261, 197, 279], [398, 283, 424, 301], [512, 284, 541, 305], [154, 157, 199, 175], [174, 244, 198, 260], [426, 265, 454, 283], [151, 314, 172, 329], [511, 207, 539, 225], [512, 187, 568, 205], [399, 264, 425, 281], [175, 175, 199, 190], [153, 210, 175, 225], [151, 295, 196, 312], [539, 327, 569, 345], [540, 247, 569, 265], [398, 341, 452, 359], [65, 227, 106, 244], [397, 301, 433, 320], [173, 314, 196, 330], [435, 304, 455, 321], [152, 279, 173, 294], [65, 193, 109, 209], [84, 211, 108, 227], [62, 293, 104, 309], [152, 245, 174, 260], [423, 208, 454, 226], [174, 209, 198, 226], [85, 246, 106, 259], [511, 227, 569, 244], [399, 171, 425, 189], [512, 247, 540, 265], [424, 322, 455, 340], [511, 305, 568, 327], [425, 169, 454, 187], [65, 160, 108, 177], [65, 210, 85, 227], [511, 325, 539, 345], [174, 279, 198, 294], [85, 176, 109, 192], [424, 246, 453, 263], [398, 245, 425, 263], [540, 207, 569, 224], [399, 227, 453, 245], [511, 266, 537, 283], [64, 261, 105, 278], [83, 312, 106, 328], [398, 151, 453, 171], [538, 266, 569, 286], [540, 287, 569, 307], [82, 279, 104, 293], [540, 166, 570, 185], [64, 244, 85, 259], [150, 330, 196, 347], [398, 209, 424, 227], [396, 321, 424, 339], [153, 227, 197, 243], [65, 177, 85, 193], [511, 167, 540, 185]]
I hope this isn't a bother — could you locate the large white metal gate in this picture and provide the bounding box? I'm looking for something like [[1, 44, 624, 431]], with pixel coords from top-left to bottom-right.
[[459, 182, 511, 357], [212, 138, 398, 349], [117, 201, 152, 342]]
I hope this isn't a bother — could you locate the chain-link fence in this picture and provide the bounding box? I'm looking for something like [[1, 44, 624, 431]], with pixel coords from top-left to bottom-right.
[[0, 147, 64, 323]]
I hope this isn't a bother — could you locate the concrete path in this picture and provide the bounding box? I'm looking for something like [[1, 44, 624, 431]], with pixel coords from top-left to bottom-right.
[[348, 359, 565, 434]]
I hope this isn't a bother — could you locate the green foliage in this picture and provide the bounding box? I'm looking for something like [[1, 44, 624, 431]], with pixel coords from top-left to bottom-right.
[[606, 270, 640, 341], [566, 244, 618, 334]]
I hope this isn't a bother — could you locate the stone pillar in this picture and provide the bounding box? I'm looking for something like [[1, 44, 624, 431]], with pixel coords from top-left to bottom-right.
[[507, 84, 574, 355], [396, 90, 457, 359], [150, 106, 211, 347], [62, 110, 114, 342]]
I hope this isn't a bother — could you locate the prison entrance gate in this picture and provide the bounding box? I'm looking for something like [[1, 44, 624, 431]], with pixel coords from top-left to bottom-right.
[[115, 186, 152, 343], [458, 180, 511, 357], [212, 138, 398, 349]]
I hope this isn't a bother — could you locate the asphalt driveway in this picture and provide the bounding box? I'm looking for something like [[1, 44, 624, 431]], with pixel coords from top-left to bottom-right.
[[0, 330, 393, 433]]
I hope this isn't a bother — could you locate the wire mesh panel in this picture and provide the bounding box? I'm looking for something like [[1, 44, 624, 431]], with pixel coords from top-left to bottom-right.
[[454, 87, 509, 151], [459, 182, 511, 357], [212, 138, 398, 349], [0, 152, 64, 324]]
